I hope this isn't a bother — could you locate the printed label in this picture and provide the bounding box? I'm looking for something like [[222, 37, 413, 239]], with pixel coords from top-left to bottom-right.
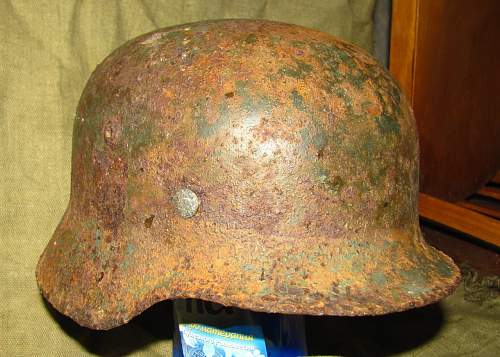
[[179, 323, 268, 357]]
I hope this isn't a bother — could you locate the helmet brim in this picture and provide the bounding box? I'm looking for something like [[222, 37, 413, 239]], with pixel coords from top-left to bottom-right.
[[37, 209, 460, 330]]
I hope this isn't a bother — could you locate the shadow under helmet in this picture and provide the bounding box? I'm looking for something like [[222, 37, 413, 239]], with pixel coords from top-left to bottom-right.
[[36, 19, 460, 330]]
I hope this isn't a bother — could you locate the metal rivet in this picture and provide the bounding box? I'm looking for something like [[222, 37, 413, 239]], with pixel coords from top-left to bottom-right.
[[172, 188, 200, 218]]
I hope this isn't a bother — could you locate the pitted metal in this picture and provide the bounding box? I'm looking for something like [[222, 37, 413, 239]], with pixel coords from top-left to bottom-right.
[[36, 19, 460, 330]]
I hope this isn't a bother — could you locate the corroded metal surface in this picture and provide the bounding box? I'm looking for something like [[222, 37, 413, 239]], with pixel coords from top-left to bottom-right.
[[36, 19, 460, 330]]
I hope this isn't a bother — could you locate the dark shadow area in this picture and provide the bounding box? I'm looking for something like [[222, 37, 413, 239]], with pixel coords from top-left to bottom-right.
[[422, 219, 500, 254], [306, 302, 444, 356], [421, 219, 500, 276], [42, 296, 173, 357], [43, 292, 444, 357]]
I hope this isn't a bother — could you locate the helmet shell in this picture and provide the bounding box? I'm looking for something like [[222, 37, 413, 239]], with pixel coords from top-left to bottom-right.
[[36, 19, 460, 329]]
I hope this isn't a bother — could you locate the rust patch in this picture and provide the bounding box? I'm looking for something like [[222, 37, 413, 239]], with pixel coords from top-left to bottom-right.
[[92, 150, 128, 229], [102, 115, 122, 149]]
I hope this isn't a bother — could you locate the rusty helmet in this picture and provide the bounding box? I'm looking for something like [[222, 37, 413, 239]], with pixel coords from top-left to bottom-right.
[[36, 19, 460, 330]]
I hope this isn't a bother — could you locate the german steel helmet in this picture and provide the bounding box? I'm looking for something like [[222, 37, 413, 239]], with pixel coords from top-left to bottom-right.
[[37, 19, 460, 329]]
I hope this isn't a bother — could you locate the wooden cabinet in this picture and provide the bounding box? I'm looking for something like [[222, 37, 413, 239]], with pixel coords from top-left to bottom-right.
[[390, 0, 500, 246]]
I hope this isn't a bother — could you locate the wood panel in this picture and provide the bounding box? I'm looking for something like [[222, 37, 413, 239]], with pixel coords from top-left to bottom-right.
[[411, 0, 500, 201], [391, 0, 500, 248], [477, 187, 500, 201], [492, 171, 500, 185], [419, 193, 500, 247], [458, 201, 500, 220], [389, 0, 419, 102]]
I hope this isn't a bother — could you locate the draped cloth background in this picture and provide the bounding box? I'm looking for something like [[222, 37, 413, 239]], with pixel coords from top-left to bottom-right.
[[1, 1, 498, 356]]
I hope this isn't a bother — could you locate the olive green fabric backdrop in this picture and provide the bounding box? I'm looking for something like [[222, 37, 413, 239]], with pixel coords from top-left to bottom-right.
[[1, 0, 498, 356]]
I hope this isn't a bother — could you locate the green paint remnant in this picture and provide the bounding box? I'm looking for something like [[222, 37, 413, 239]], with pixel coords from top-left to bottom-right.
[[299, 114, 328, 153], [337, 279, 353, 294], [193, 99, 229, 138], [354, 180, 370, 193], [92, 227, 102, 260], [123, 118, 154, 154], [126, 242, 135, 255], [436, 260, 454, 278], [317, 166, 329, 183], [95, 228, 101, 244], [77, 95, 108, 153], [270, 35, 282, 45], [387, 80, 402, 114], [310, 114, 329, 151], [241, 263, 255, 272], [371, 271, 388, 286], [350, 241, 370, 249], [82, 219, 95, 231], [348, 70, 367, 88], [375, 115, 400, 135], [266, 73, 278, 82], [109, 104, 167, 157], [402, 283, 430, 296], [369, 165, 388, 187], [375, 200, 398, 227], [333, 87, 354, 113], [330, 263, 342, 273], [369, 70, 403, 118], [401, 268, 429, 295], [312, 131, 327, 151], [300, 127, 311, 152], [361, 101, 374, 113], [360, 131, 376, 158], [309, 41, 370, 101], [336, 50, 356, 68], [290, 89, 306, 111], [227, 47, 242, 57], [245, 33, 257, 44], [235, 80, 248, 92], [257, 286, 272, 297], [131, 44, 155, 60], [241, 94, 276, 113], [162, 30, 184, 42], [125, 176, 143, 202], [288, 206, 305, 225], [120, 242, 135, 270], [291, 40, 305, 48], [258, 95, 277, 112], [391, 290, 402, 303], [117, 303, 128, 314], [279, 59, 313, 79], [344, 129, 375, 162], [236, 80, 277, 113], [332, 279, 353, 295], [351, 261, 363, 273], [316, 166, 345, 194]]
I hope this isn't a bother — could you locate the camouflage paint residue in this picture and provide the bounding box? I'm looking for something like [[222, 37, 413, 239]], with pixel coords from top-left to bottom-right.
[[279, 59, 313, 79], [371, 271, 388, 286], [290, 89, 306, 112], [375, 114, 401, 135]]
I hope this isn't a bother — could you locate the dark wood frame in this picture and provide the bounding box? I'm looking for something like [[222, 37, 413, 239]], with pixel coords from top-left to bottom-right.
[[390, 0, 500, 247]]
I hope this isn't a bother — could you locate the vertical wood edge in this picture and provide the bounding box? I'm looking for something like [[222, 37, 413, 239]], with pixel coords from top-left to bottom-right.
[[389, 0, 419, 104]]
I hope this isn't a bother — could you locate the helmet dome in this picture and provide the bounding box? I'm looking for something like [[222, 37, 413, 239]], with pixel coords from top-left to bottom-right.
[[37, 19, 460, 329]]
